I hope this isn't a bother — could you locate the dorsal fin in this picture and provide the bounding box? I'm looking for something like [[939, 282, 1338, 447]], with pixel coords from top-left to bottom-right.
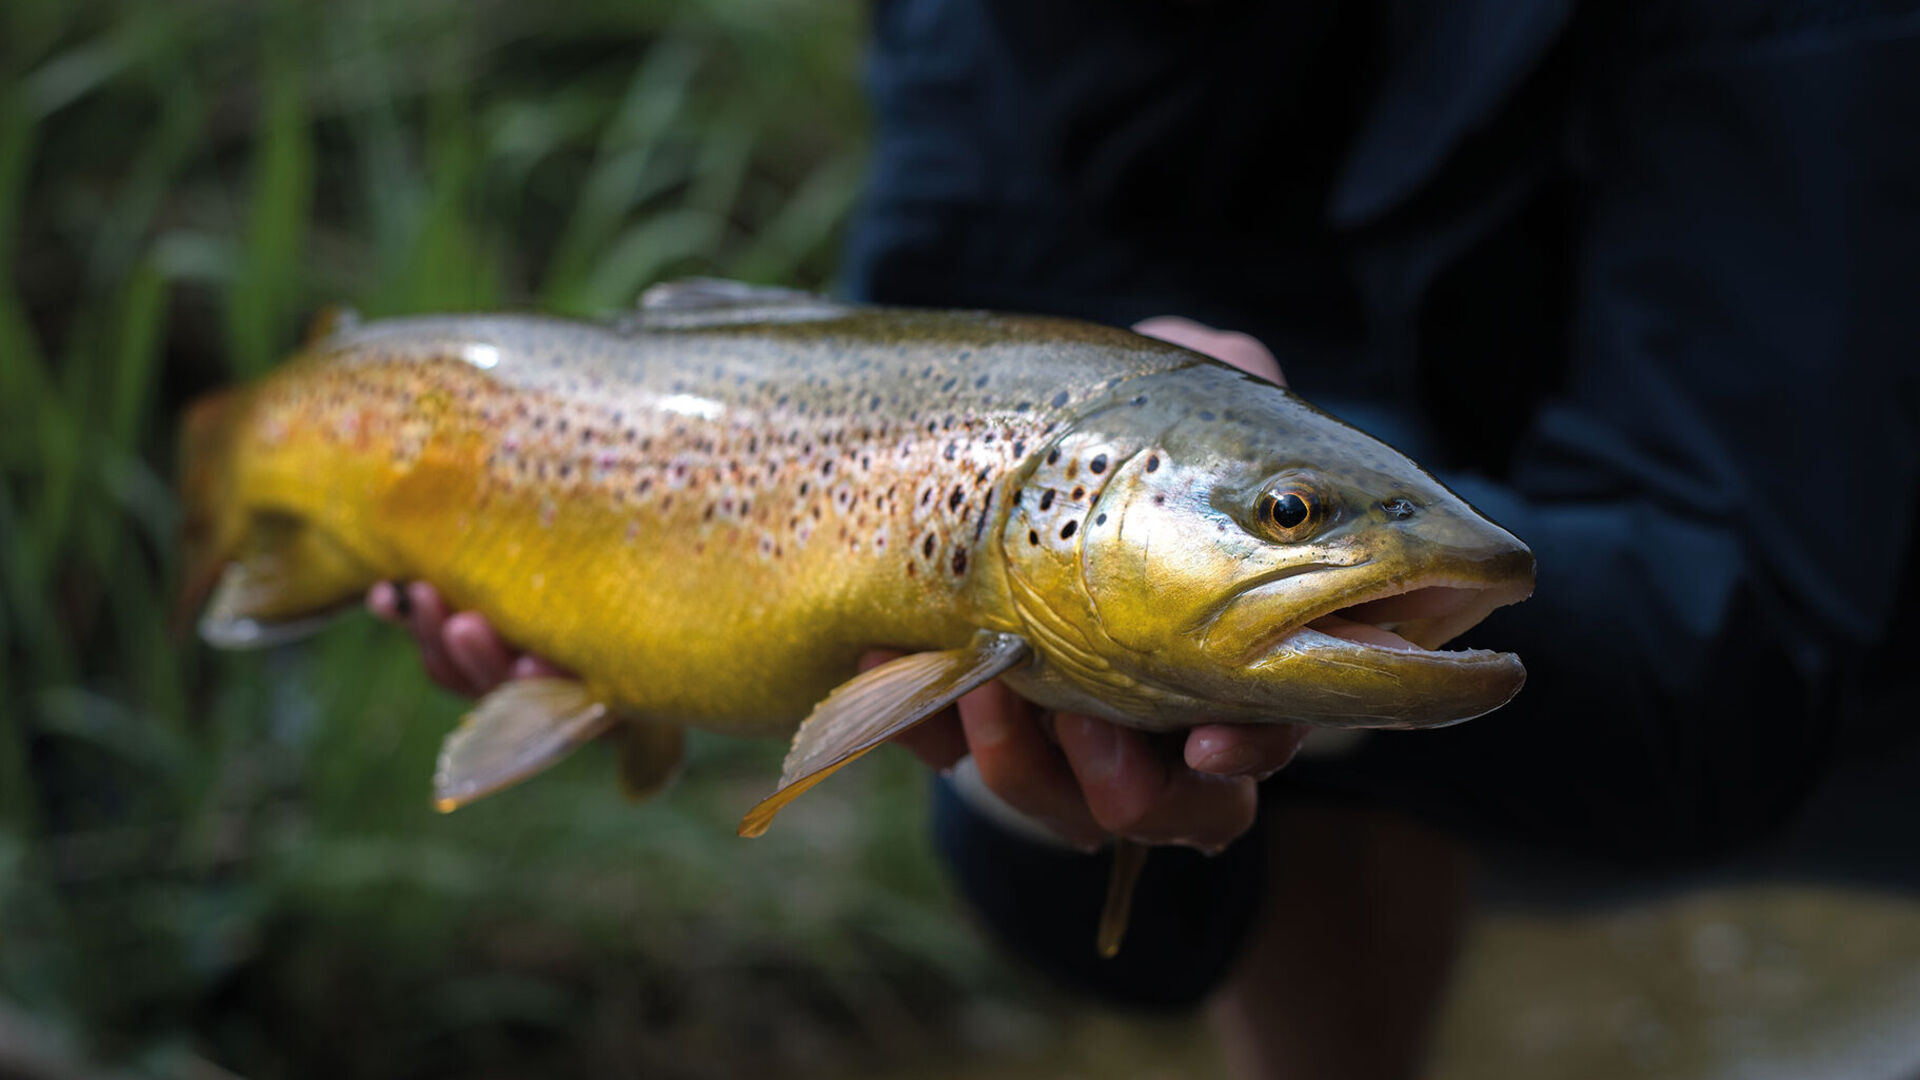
[[628, 278, 849, 329], [639, 277, 824, 310], [303, 305, 361, 348]]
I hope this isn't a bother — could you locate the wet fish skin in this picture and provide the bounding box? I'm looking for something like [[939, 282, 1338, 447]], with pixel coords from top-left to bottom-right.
[[182, 282, 1533, 824]]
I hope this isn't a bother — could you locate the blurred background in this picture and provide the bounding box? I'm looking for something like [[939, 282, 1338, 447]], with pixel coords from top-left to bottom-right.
[[1, 1, 1916, 1078]]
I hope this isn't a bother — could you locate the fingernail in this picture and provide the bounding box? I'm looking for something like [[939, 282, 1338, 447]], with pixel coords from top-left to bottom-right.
[[1067, 715, 1122, 782], [390, 581, 413, 618], [1194, 744, 1261, 776]]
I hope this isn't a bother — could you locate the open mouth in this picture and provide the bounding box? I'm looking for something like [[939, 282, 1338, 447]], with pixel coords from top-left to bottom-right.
[[1306, 584, 1513, 652], [1263, 576, 1530, 662]]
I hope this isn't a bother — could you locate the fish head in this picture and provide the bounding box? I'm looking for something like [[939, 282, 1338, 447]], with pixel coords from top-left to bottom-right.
[[1001, 364, 1535, 729]]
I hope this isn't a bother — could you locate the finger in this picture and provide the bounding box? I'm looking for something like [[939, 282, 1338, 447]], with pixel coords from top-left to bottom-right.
[[1184, 723, 1310, 780], [959, 681, 1105, 848], [1056, 713, 1259, 850], [509, 653, 572, 680], [442, 611, 516, 694], [890, 711, 969, 771], [405, 582, 472, 695], [506, 645, 572, 672], [367, 581, 408, 623], [1133, 316, 1285, 385]]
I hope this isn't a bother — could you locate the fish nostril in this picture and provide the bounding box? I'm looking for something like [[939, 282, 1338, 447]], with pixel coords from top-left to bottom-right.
[[1382, 497, 1417, 519]]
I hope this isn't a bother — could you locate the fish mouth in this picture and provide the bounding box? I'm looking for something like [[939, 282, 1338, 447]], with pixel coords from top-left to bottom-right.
[[1230, 558, 1534, 687], [1222, 566, 1533, 728], [1279, 576, 1531, 659]]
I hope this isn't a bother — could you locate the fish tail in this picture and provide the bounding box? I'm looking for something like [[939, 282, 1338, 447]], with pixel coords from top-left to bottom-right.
[[176, 388, 371, 648], [174, 388, 246, 637]]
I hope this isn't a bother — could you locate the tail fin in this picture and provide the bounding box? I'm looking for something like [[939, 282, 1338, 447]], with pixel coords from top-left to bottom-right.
[[175, 389, 245, 636], [176, 388, 370, 648]]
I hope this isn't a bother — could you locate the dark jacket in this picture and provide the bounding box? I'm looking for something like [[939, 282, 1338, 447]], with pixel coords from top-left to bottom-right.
[[846, 0, 1920, 865]]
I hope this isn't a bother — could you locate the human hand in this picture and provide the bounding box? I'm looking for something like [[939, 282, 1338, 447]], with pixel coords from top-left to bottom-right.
[[367, 581, 569, 696]]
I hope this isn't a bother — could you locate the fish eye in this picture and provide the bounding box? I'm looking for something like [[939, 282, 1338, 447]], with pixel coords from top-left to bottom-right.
[[1256, 485, 1322, 541]]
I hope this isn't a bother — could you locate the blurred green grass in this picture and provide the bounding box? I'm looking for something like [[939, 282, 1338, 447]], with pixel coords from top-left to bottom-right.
[[0, 3, 1037, 1076]]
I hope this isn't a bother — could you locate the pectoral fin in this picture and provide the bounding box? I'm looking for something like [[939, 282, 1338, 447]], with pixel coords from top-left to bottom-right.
[[738, 632, 1031, 838], [434, 678, 615, 811], [1097, 840, 1149, 959], [616, 722, 686, 801]]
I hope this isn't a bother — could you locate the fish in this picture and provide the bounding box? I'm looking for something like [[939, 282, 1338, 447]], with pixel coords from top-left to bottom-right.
[[180, 279, 1534, 953]]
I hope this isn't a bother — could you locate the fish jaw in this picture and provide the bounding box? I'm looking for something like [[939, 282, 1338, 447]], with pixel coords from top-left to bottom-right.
[[1220, 563, 1534, 729]]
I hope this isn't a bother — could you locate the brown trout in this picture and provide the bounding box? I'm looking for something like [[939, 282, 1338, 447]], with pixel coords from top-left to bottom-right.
[[182, 280, 1534, 949]]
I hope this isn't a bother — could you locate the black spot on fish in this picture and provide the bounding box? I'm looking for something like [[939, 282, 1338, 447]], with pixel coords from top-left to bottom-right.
[[1028, 529, 1040, 545], [1198, 410, 1217, 421], [1052, 391, 1070, 408], [1060, 520, 1078, 540], [1146, 455, 1160, 472], [942, 377, 957, 392], [1047, 448, 1060, 466], [944, 442, 957, 461], [822, 460, 834, 477], [799, 481, 810, 495], [1089, 454, 1108, 474], [1071, 486, 1085, 501], [923, 534, 936, 558], [1013, 440, 1027, 457], [952, 548, 968, 575], [1096, 513, 1107, 526], [973, 490, 994, 543], [1039, 490, 1055, 511], [949, 487, 965, 511], [1131, 395, 1147, 406], [975, 374, 989, 388]]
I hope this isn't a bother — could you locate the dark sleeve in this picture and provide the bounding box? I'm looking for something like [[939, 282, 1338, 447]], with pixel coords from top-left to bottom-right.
[[1292, 7, 1920, 863]]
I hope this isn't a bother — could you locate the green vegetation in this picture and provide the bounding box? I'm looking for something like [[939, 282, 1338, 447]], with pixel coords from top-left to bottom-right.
[[0, 3, 1042, 1076]]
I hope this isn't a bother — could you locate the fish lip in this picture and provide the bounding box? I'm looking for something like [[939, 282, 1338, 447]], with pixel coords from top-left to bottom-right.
[[1242, 568, 1533, 666]]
